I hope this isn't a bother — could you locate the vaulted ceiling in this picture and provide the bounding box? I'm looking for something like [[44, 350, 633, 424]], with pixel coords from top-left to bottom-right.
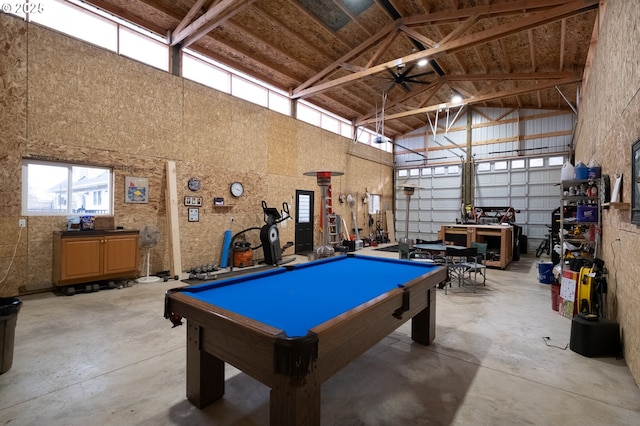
[[83, 0, 599, 139]]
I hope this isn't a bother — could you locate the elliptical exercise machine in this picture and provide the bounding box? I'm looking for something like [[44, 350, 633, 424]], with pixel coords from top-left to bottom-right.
[[230, 200, 293, 269], [259, 200, 292, 265]]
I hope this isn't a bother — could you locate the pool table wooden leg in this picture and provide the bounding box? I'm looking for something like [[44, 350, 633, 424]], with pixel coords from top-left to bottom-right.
[[411, 287, 436, 345], [186, 321, 225, 408], [270, 372, 320, 426]]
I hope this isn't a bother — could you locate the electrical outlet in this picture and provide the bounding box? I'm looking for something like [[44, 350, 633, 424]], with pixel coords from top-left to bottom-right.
[[18, 219, 26, 228]]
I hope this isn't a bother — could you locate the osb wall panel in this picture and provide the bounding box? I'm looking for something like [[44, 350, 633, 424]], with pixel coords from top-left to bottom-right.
[[574, 0, 640, 385], [0, 15, 28, 296], [0, 16, 393, 296]]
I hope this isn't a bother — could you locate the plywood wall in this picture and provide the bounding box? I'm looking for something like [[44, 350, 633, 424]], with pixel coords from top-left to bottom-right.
[[0, 15, 393, 296], [573, 0, 640, 385]]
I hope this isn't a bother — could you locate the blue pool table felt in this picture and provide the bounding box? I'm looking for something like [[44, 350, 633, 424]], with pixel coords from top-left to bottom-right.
[[182, 255, 438, 337]]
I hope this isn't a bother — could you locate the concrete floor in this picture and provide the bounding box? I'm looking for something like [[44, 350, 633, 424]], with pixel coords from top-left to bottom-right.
[[1, 247, 639, 425]]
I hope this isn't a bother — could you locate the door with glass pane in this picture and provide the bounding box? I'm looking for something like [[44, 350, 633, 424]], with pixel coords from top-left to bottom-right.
[[295, 190, 314, 254]]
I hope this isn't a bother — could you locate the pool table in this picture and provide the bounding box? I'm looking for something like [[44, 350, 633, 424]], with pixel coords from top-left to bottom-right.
[[164, 254, 446, 425]]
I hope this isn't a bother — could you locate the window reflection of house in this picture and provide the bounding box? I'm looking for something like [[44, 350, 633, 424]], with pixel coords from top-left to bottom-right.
[[48, 171, 110, 214]]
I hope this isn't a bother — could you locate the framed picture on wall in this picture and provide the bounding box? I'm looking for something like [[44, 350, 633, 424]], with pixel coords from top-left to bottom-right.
[[632, 139, 640, 224], [125, 176, 149, 204]]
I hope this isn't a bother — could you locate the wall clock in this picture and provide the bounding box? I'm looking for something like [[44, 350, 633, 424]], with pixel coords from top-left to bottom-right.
[[230, 182, 244, 197], [188, 178, 201, 191]]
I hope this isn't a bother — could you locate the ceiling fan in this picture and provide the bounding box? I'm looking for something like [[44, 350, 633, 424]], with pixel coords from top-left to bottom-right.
[[382, 63, 435, 93]]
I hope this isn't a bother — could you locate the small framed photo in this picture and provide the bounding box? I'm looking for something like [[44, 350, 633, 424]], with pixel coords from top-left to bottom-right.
[[188, 208, 199, 222], [125, 176, 148, 203], [184, 196, 203, 206]]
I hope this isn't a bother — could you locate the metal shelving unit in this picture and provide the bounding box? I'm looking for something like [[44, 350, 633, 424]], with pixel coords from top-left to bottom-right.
[[559, 178, 601, 274]]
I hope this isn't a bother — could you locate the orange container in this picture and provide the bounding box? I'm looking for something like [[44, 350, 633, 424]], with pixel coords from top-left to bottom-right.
[[233, 248, 253, 268]]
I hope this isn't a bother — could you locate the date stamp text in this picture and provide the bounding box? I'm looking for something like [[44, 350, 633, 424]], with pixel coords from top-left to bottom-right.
[[2, 3, 44, 14]]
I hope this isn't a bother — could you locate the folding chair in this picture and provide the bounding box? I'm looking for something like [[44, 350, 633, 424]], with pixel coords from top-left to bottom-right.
[[444, 246, 478, 293], [465, 242, 488, 287]]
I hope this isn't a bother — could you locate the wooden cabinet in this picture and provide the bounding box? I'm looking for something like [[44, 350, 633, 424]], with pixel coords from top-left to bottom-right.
[[53, 231, 139, 286], [439, 224, 513, 269]]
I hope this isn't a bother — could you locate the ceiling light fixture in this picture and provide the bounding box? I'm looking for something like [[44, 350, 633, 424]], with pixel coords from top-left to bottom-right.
[[417, 58, 428, 67], [451, 94, 463, 104]]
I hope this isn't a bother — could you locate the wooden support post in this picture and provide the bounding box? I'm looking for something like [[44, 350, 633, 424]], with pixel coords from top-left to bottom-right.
[[165, 161, 182, 278]]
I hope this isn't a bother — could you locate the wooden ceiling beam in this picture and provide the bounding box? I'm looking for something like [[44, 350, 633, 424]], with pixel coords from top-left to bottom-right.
[[357, 76, 582, 125], [293, 0, 597, 99], [296, 21, 399, 92], [559, 18, 566, 71], [296, 0, 572, 96], [437, 14, 480, 46], [366, 28, 400, 68], [171, 0, 255, 47], [402, 0, 574, 26], [445, 71, 580, 81], [173, 0, 208, 37], [398, 25, 436, 48]]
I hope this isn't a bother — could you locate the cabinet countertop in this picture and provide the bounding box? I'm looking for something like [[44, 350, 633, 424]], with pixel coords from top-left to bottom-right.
[[56, 230, 139, 237]]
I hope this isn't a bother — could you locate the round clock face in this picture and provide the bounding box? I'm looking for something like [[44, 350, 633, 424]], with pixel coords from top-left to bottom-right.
[[230, 182, 244, 197], [188, 178, 201, 192]]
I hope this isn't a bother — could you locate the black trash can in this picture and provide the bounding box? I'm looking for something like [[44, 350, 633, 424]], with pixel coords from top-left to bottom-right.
[[0, 297, 22, 374]]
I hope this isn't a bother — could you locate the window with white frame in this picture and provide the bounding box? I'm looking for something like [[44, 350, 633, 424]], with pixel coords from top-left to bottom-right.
[[182, 53, 231, 93], [368, 194, 381, 214], [20, 0, 382, 153], [232, 75, 268, 107], [22, 160, 112, 216], [512, 159, 525, 169], [30, 0, 117, 52], [495, 161, 508, 170], [118, 26, 168, 71], [269, 92, 291, 115], [549, 156, 565, 166], [530, 158, 544, 167], [297, 103, 322, 126]]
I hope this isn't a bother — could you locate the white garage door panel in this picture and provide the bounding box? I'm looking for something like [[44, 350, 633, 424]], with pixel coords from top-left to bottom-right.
[[529, 169, 560, 183], [510, 172, 527, 183], [476, 186, 509, 197], [528, 197, 558, 210], [433, 198, 463, 209], [433, 189, 461, 199], [478, 197, 510, 206], [528, 184, 557, 196], [418, 211, 433, 221], [396, 156, 563, 244], [432, 211, 459, 222], [476, 174, 496, 185], [510, 197, 527, 209], [529, 211, 553, 224], [433, 176, 461, 186], [417, 190, 433, 198], [417, 199, 433, 209], [510, 185, 528, 196]]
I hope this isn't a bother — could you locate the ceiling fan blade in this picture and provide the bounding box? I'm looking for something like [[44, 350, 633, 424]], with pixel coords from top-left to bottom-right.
[[400, 82, 412, 92], [407, 70, 435, 79], [384, 81, 397, 93], [404, 78, 432, 85], [385, 67, 399, 79], [399, 63, 416, 78]]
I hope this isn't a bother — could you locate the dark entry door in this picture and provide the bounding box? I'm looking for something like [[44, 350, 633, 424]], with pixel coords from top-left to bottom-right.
[[295, 190, 314, 254]]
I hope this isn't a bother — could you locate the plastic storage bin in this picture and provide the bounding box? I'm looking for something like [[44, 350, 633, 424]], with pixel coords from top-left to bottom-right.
[[575, 164, 588, 179], [537, 262, 555, 284], [1, 297, 22, 374], [577, 205, 598, 222], [587, 167, 601, 178]]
